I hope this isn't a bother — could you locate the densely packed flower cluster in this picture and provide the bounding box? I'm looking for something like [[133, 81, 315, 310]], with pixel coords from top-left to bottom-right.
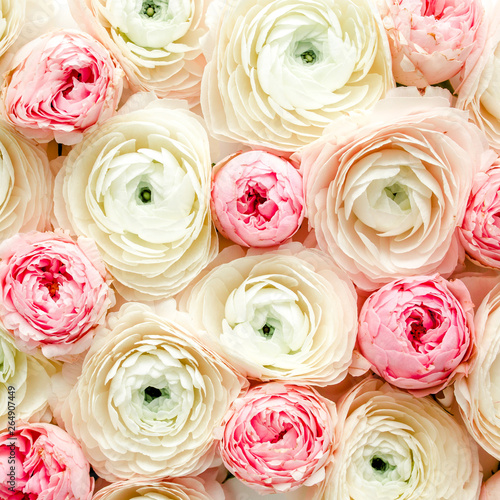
[[1, 1, 500, 499]]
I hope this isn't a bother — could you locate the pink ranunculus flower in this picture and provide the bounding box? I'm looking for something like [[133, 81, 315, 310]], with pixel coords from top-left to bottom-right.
[[220, 383, 336, 494], [459, 156, 500, 269], [211, 151, 305, 247], [0, 230, 114, 361], [481, 471, 500, 499], [0, 422, 94, 500], [358, 274, 475, 397], [1, 29, 123, 145], [379, 0, 485, 87]]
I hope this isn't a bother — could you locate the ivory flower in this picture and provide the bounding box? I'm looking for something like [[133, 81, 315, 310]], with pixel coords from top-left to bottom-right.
[[319, 377, 481, 500], [59, 303, 245, 481], [54, 98, 217, 301], [0, 0, 25, 58], [180, 244, 358, 386], [202, 0, 394, 151]]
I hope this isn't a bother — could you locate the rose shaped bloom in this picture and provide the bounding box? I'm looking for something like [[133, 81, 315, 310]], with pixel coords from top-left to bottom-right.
[[455, 283, 500, 459], [69, 0, 208, 104], [59, 303, 244, 481], [318, 377, 481, 500], [0, 422, 94, 500], [0, 0, 25, 58], [459, 157, 500, 268], [202, 0, 393, 151], [1, 29, 123, 145], [298, 87, 491, 290], [92, 476, 224, 500], [379, 0, 484, 87], [0, 230, 114, 361], [480, 471, 500, 500], [220, 383, 336, 493], [0, 327, 59, 430], [54, 98, 217, 301], [181, 244, 358, 386], [456, 1, 500, 152], [358, 275, 475, 396], [211, 151, 305, 247], [0, 120, 51, 241]]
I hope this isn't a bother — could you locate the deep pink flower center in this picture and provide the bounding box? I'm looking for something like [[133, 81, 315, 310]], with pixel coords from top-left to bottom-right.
[[38, 260, 70, 300], [237, 182, 278, 224], [406, 308, 440, 350], [270, 429, 288, 444]]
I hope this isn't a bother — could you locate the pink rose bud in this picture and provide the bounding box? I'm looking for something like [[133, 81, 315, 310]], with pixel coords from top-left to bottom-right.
[[220, 383, 336, 493], [379, 0, 485, 87], [211, 151, 305, 247], [0, 423, 94, 500], [1, 29, 123, 145], [0, 230, 114, 361], [358, 274, 475, 396], [459, 158, 500, 268]]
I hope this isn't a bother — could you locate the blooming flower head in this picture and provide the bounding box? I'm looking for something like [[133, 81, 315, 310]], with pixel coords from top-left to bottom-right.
[[220, 383, 336, 493], [59, 303, 245, 481], [0, 422, 94, 500], [298, 87, 491, 290], [211, 151, 305, 247], [181, 244, 358, 386], [69, 0, 209, 104], [54, 97, 217, 301], [319, 377, 481, 500], [379, 0, 485, 87], [358, 274, 475, 396], [1, 29, 123, 145], [202, 0, 394, 150], [0, 230, 114, 361], [459, 156, 500, 268]]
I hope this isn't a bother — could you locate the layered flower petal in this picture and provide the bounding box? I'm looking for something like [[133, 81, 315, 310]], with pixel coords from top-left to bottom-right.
[[0, 0, 25, 58]]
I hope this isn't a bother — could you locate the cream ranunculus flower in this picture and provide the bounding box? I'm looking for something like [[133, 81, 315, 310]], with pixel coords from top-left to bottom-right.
[[54, 97, 217, 301], [297, 87, 492, 290], [0, 326, 59, 430], [179, 243, 358, 386], [455, 283, 500, 459], [0, 0, 24, 58], [0, 119, 51, 241], [68, 0, 209, 104], [92, 475, 224, 500], [318, 377, 481, 500], [201, 0, 394, 151], [58, 302, 245, 481]]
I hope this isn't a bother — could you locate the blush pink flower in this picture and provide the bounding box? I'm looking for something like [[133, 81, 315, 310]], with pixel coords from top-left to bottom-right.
[[358, 274, 475, 396], [379, 0, 485, 87], [481, 471, 500, 499], [0, 422, 94, 500], [0, 230, 114, 361], [1, 29, 123, 145], [459, 157, 500, 269], [220, 383, 336, 494], [211, 151, 305, 247]]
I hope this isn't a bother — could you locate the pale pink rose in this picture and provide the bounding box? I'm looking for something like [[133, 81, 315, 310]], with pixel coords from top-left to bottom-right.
[[211, 151, 305, 247], [379, 0, 485, 87], [220, 383, 336, 494], [0, 422, 94, 500], [358, 274, 475, 397], [1, 29, 123, 145], [297, 87, 492, 290], [459, 157, 500, 268], [0, 230, 114, 361], [481, 471, 500, 499]]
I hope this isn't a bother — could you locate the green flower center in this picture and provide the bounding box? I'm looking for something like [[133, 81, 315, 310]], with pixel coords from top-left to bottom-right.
[[259, 323, 275, 338], [141, 1, 165, 17], [136, 182, 153, 204], [384, 182, 410, 210], [144, 385, 170, 404], [370, 456, 395, 474], [300, 50, 317, 64]]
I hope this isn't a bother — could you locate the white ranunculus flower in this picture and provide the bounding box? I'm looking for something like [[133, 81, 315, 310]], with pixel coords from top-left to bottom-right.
[[179, 243, 358, 386], [0, 327, 59, 430], [202, 0, 394, 151], [455, 283, 500, 459], [0, 0, 24, 57], [68, 0, 208, 104], [317, 377, 482, 500], [54, 97, 217, 301], [58, 302, 245, 481], [0, 120, 51, 241]]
